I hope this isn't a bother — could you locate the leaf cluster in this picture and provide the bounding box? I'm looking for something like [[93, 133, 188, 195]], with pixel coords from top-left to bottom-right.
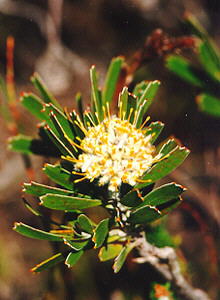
[[166, 13, 220, 117], [10, 57, 189, 273]]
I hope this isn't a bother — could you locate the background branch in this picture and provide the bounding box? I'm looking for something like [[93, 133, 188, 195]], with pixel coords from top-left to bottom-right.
[[134, 234, 211, 300]]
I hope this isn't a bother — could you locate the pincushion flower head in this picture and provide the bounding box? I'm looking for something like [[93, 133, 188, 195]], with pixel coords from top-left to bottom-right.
[[11, 57, 189, 273], [65, 105, 161, 193], [76, 115, 157, 190]]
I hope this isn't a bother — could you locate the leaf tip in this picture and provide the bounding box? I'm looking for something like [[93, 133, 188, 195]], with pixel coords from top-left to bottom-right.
[[30, 267, 36, 273], [183, 10, 192, 20], [50, 110, 55, 116], [195, 94, 202, 105], [64, 261, 71, 268], [39, 195, 44, 205], [44, 125, 50, 130], [30, 71, 39, 79], [13, 222, 20, 230], [157, 121, 164, 126], [174, 182, 187, 192], [90, 65, 96, 72], [128, 91, 137, 99], [92, 237, 97, 248], [42, 163, 48, 169], [30, 264, 41, 273], [179, 146, 190, 154], [153, 80, 161, 86]]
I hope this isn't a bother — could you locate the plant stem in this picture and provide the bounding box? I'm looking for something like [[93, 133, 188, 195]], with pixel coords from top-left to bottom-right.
[[134, 233, 211, 300]]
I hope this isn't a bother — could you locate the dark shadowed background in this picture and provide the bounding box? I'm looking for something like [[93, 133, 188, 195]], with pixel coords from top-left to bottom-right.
[[0, 0, 220, 299]]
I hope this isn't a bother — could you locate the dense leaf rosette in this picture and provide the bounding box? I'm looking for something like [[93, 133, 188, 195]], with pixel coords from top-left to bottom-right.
[[11, 57, 189, 273]]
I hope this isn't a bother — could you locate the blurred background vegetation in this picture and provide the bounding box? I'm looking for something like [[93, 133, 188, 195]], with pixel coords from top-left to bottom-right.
[[0, 0, 220, 299]]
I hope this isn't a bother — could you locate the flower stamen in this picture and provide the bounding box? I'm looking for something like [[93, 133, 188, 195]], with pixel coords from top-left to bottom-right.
[[74, 120, 88, 136], [140, 116, 150, 130], [127, 107, 134, 122], [72, 171, 87, 176], [74, 176, 88, 183]]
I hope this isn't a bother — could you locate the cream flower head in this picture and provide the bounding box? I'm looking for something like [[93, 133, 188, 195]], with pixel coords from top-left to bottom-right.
[[73, 116, 159, 191], [62, 74, 164, 193]]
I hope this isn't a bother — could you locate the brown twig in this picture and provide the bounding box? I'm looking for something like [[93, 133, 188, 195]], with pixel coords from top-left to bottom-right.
[[134, 234, 211, 300], [126, 29, 195, 85]]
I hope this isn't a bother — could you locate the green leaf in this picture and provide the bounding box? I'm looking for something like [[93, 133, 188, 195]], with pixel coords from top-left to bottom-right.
[[43, 164, 73, 190], [26, 126, 62, 157], [40, 194, 102, 211], [157, 138, 179, 156], [99, 244, 123, 262], [159, 197, 181, 216], [133, 81, 161, 127], [13, 222, 63, 241], [23, 181, 73, 197], [44, 103, 75, 140], [93, 218, 109, 248], [90, 65, 103, 122], [133, 100, 149, 128], [21, 93, 51, 124], [107, 229, 126, 243], [113, 242, 136, 273], [77, 214, 94, 234], [75, 92, 83, 121], [102, 56, 124, 105], [144, 121, 164, 143], [197, 93, 220, 117], [31, 72, 62, 109], [118, 86, 128, 119], [75, 92, 84, 120], [69, 110, 86, 139], [50, 166, 73, 189], [136, 146, 190, 189], [44, 125, 74, 157], [83, 110, 97, 128], [137, 80, 161, 108], [185, 13, 220, 81], [31, 253, 65, 273], [65, 239, 88, 251], [128, 197, 182, 225], [133, 81, 148, 98], [22, 198, 42, 217], [21, 94, 66, 141], [128, 206, 161, 224], [49, 112, 77, 154], [146, 224, 176, 248], [125, 93, 137, 123], [121, 189, 143, 207], [139, 183, 185, 208], [21, 93, 60, 136], [185, 12, 208, 39], [65, 251, 83, 268], [8, 134, 32, 154], [166, 55, 203, 87], [198, 41, 220, 81], [20, 92, 43, 118]]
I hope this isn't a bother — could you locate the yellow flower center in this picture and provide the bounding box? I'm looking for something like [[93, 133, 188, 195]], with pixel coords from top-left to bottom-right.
[[74, 116, 157, 192]]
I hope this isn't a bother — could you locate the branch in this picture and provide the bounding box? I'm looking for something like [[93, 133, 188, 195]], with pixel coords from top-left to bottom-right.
[[134, 234, 211, 300]]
